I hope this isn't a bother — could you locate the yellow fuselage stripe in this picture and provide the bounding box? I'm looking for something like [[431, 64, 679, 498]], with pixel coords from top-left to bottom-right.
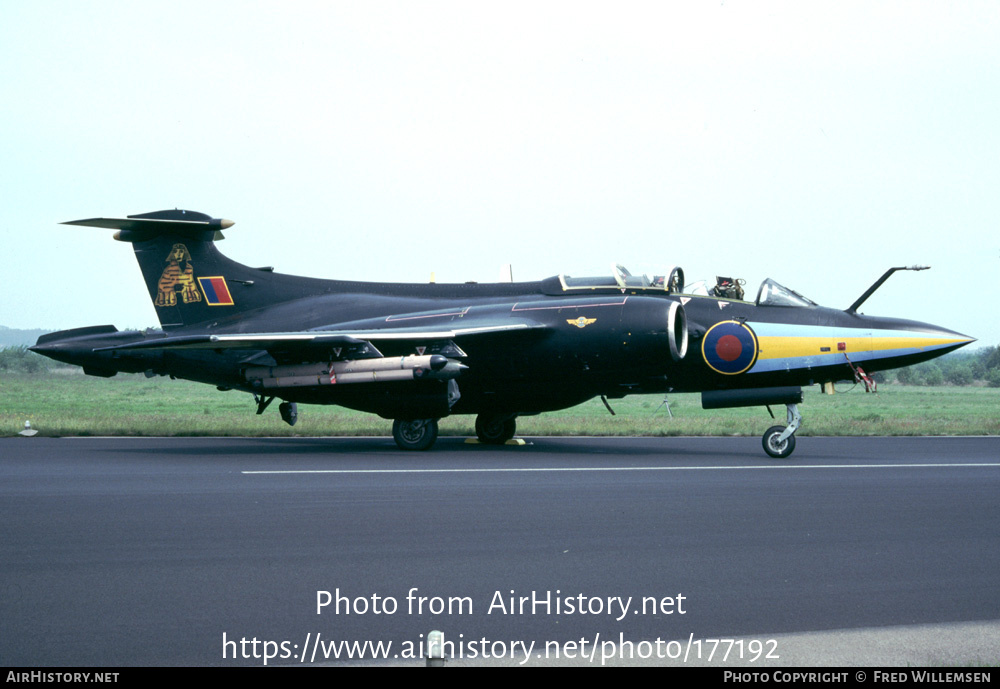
[[756, 335, 969, 360]]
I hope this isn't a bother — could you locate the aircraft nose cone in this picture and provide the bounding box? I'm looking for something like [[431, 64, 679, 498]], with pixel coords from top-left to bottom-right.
[[864, 318, 976, 369], [919, 325, 975, 348]]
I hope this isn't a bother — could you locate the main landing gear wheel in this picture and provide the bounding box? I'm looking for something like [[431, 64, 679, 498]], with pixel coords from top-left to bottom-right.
[[392, 418, 439, 451], [475, 414, 517, 444], [762, 425, 796, 459]]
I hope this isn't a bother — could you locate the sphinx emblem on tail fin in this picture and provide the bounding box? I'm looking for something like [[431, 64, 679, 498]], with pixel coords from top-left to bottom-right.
[[156, 243, 202, 307]]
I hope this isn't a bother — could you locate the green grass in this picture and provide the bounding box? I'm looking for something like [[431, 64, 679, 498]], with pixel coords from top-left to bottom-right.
[[2, 371, 999, 438]]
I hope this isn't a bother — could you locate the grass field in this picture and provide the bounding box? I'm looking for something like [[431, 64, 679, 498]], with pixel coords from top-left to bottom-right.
[[3, 371, 999, 438]]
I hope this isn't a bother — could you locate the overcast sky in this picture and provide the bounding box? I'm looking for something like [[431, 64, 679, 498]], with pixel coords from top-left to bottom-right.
[[1, 1, 996, 346]]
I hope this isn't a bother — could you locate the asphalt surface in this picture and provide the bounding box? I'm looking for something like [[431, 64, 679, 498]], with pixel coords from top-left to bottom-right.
[[2, 435, 998, 667]]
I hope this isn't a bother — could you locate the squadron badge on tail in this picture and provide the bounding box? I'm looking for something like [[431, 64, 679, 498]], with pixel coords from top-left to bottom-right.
[[156, 243, 202, 307]]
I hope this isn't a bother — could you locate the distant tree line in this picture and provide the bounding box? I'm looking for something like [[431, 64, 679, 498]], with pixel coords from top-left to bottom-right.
[[2, 344, 1000, 386], [883, 346, 1000, 387], [0, 345, 58, 373]]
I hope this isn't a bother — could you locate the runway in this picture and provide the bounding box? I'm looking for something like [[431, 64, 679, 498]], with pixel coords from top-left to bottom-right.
[[2, 435, 998, 666]]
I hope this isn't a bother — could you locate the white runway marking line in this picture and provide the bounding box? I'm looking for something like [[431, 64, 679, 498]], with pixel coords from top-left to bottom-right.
[[243, 463, 1000, 475]]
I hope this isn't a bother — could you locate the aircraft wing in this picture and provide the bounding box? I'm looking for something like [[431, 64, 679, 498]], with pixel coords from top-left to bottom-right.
[[99, 322, 546, 359]]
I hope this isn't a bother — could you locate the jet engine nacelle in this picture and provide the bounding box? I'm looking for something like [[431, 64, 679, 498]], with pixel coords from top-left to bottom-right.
[[665, 300, 688, 362], [614, 298, 688, 371]]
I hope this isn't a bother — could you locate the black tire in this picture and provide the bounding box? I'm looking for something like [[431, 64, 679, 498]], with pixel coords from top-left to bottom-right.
[[392, 418, 439, 451], [475, 414, 516, 444], [762, 425, 796, 459]]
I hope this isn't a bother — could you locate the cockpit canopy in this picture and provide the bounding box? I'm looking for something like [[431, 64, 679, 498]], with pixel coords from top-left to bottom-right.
[[554, 264, 687, 294], [548, 264, 818, 308], [754, 278, 817, 308]]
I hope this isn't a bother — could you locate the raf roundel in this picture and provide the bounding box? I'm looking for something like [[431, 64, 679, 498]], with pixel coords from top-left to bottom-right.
[[701, 321, 759, 375]]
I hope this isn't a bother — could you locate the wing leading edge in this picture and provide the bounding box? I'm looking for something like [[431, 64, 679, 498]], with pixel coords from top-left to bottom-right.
[[98, 322, 546, 355]]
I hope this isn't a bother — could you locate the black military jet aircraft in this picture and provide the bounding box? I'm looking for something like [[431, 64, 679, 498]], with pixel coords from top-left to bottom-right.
[[31, 210, 974, 457]]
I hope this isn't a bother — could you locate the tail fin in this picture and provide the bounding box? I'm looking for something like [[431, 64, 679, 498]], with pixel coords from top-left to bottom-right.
[[63, 210, 324, 330]]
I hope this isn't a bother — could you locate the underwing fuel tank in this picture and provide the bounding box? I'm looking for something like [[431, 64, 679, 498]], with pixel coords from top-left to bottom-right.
[[244, 354, 466, 390]]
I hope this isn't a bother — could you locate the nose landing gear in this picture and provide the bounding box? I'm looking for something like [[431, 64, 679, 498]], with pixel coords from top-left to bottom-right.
[[762, 403, 802, 459], [702, 387, 805, 459]]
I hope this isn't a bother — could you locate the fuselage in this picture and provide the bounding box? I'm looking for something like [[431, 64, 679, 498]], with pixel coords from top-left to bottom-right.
[[30, 209, 975, 455], [32, 274, 973, 418]]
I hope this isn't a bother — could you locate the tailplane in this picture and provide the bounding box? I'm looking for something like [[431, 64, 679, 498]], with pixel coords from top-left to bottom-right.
[[63, 210, 324, 329]]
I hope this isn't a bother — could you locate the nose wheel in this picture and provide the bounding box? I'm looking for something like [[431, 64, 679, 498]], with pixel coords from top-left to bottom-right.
[[761, 403, 802, 459]]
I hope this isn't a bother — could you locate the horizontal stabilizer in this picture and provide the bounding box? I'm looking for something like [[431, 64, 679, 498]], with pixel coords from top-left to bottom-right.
[[62, 209, 233, 242]]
